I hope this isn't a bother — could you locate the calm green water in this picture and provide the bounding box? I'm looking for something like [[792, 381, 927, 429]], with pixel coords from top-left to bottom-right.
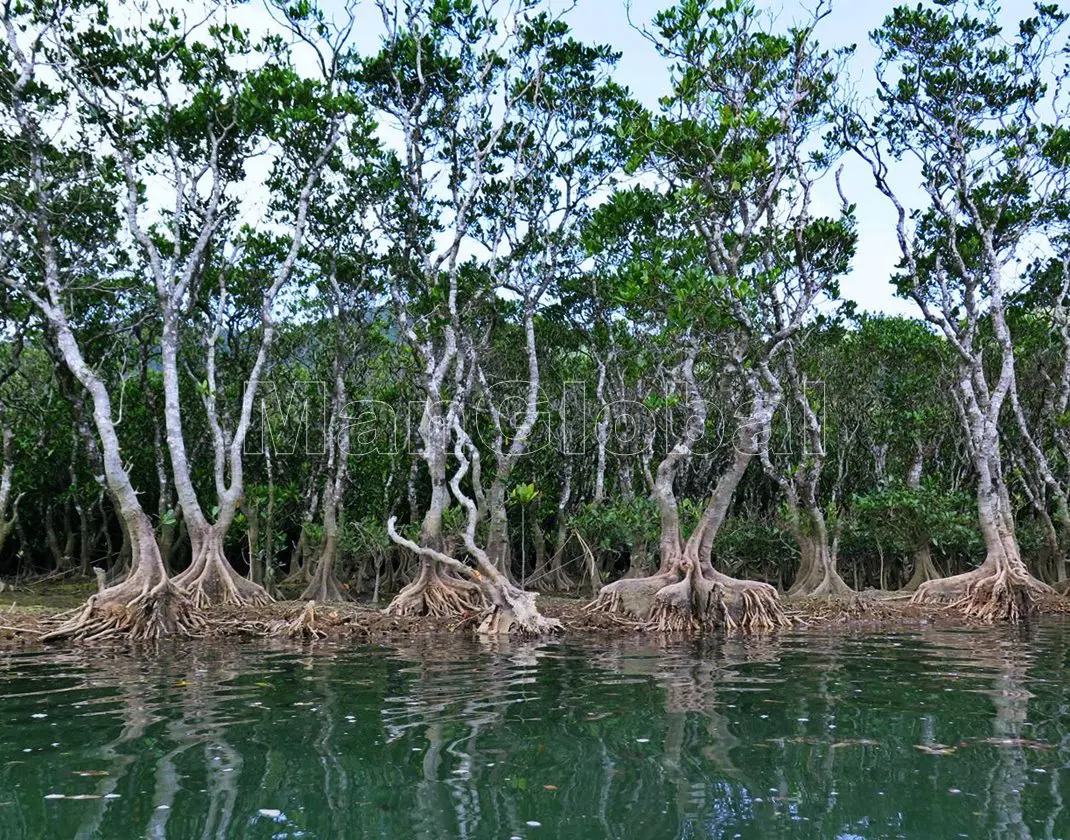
[[1, 624, 1070, 839]]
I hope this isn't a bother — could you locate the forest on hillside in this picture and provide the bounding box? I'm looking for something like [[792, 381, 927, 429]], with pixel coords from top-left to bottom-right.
[[2, 0, 1070, 639]]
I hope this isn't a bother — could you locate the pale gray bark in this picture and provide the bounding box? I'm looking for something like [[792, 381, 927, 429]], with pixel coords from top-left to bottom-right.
[[50, 4, 345, 607], [379, 2, 568, 616], [0, 419, 20, 558], [0, 330, 24, 558], [584, 4, 842, 630], [761, 343, 852, 597], [695, 373, 779, 571], [546, 460, 575, 591], [475, 301, 543, 579], [162, 136, 339, 604], [139, 333, 178, 575], [901, 445, 940, 591], [589, 345, 786, 630], [593, 354, 610, 505], [302, 310, 352, 603], [0, 15, 170, 606], [847, 60, 1055, 616]]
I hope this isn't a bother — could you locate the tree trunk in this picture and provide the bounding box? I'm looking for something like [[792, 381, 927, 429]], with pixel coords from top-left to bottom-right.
[[40, 351, 196, 641], [546, 465, 576, 591], [286, 514, 314, 584], [484, 479, 513, 581], [158, 512, 178, 577], [899, 445, 938, 592], [527, 512, 549, 591], [246, 502, 262, 585], [76, 494, 93, 577], [902, 542, 940, 592], [385, 401, 482, 617], [785, 506, 852, 598], [301, 522, 348, 604], [0, 515, 15, 560], [1052, 515, 1067, 584], [264, 445, 277, 591], [140, 336, 176, 578], [587, 378, 787, 631], [915, 451, 1051, 621], [171, 515, 189, 573], [97, 492, 114, 567], [174, 522, 269, 609], [593, 356, 609, 504], [160, 314, 270, 608], [6, 34, 195, 641], [0, 419, 18, 558], [301, 362, 350, 605], [45, 503, 65, 571], [45, 499, 77, 571], [108, 511, 132, 583], [60, 499, 76, 568]]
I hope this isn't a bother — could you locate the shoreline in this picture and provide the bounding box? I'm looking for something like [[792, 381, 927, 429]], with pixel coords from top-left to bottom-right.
[[1, 589, 1069, 647]]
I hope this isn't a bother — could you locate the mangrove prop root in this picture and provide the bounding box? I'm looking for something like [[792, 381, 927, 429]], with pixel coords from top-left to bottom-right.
[[280, 601, 328, 640], [584, 572, 679, 621], [648, 599, 699, 633], [646, 574, 701, 632], [477, 598, 563, 637], [180, 561, 272, 611], [914, 565, 1047, 623], [385, 574, 486, 619], [300, 571, 349, 604], [587, 565, 789, 633], [715, 578, 791, 632], [584, 589, 623, 614], [530, 567, 577, 594], [40, 579, 203, 643]]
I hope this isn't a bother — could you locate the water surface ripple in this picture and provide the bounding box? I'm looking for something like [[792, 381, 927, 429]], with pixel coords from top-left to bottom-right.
[[1, 622, 1069, 838]]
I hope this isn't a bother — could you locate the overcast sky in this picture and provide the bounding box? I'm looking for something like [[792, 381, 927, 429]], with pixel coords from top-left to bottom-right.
[[567, 0, 1049, 317], [307, 0, 1048, 316]]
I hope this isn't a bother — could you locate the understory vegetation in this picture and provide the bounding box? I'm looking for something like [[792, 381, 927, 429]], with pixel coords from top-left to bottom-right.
[[2, 0, 1070, 637]]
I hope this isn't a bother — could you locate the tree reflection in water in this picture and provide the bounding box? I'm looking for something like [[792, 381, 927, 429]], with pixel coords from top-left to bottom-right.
[[0, 627, 1069, 838]]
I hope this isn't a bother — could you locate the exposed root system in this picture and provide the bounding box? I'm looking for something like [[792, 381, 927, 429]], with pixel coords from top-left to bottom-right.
[[300, 558, 349, 603], [901, 546, 940, 592], [478, 585, 562, 637], [529, 565, 576, 594], [714, 575, 791, 632], [175, 548, 272, 610], [279, 601, 328, 640], [914, 563, 1051, 623], [1, 587, 1067, 649], [647, 569, 704, 632], [584, 571, 679, 621], [788, 549, 853, 598], [40, 577, 203, 643], [584, 588, 623, 614], [648, 599, 700, 633], [586, 560, 788, 633], [384, 564, 485, 618]]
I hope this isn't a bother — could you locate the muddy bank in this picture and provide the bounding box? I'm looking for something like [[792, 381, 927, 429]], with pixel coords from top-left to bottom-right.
[[0, 586, 1068, 648]]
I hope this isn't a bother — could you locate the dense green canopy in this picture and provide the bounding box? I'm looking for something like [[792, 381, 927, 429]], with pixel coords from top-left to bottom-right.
[[1, 0, 1069, 632]]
